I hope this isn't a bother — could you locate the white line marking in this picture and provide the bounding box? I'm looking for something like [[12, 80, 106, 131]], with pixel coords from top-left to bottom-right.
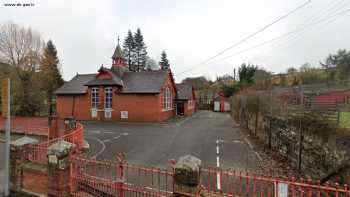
[[91, 137, 106, 159], [217, 172, 221, 190], [103, 139, 110, 143], [244, 137, 254, 149], [114, 136, 121, 139], [254, 151, 263, 161], [123, 132, 129, 136], [216, 156, 220, 167], [216, 146, 219, 154], [216, 139, 219, 144]]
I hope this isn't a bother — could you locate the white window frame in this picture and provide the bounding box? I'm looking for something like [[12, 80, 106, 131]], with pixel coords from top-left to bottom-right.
[[163, 87, 172, 111], [91, 87, 99, 109], [104, 87, 113, 109]]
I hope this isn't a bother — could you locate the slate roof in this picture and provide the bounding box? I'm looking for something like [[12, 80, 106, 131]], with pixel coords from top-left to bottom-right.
[[85, 67, 123, 86], [55, 70, 171, 95], [54, 74, 95, 95], [112, 44, 124, 59], [176, 83, 193, 100], [121, 71, 169, 93]]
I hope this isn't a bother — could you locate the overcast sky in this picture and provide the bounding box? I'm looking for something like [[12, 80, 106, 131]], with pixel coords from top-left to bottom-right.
[[1, 0, 350, 82]]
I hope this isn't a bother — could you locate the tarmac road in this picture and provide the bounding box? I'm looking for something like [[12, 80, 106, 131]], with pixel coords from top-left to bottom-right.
[[84, 110, 261, 171]]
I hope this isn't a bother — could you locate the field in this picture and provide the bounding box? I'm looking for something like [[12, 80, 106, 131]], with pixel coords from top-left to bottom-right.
[[340, 111, 350, 128]]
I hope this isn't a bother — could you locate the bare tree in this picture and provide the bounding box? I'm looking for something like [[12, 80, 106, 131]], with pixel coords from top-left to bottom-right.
[[0, 22, 44, 70]]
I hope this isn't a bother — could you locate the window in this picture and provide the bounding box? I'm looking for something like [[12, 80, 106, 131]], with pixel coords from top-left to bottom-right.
[[105, 87, 113, 109], [163, 87, 172, 110], [91, 88, 99, 109]]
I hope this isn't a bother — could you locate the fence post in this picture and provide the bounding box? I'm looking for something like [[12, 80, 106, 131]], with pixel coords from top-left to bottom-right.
[[47, 141, 74, 197], [116, 153, 126, 197], [173, 155, 202, 197]]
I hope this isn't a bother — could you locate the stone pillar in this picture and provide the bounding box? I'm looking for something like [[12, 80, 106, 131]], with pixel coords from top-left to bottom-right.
[[10, 136, 39, 193], [173, 155, 202, 197], [64, 116, 76, 133], [47, 141, 74, 197]]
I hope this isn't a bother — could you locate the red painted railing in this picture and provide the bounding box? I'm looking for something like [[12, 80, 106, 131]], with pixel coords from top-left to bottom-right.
[[70, 154, 174, 197], [69, 154, 350, 197], [26, 123, 84, 165], [201, 167, 350, 197]]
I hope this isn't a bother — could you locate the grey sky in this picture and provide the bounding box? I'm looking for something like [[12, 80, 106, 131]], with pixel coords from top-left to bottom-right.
[[1, 0, 350, 82]]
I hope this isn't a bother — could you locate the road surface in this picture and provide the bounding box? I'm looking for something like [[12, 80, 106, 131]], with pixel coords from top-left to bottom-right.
[[84, 110, 261, 171]]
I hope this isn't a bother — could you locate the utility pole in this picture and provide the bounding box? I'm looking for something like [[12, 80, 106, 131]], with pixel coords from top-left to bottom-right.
[[233, 68, 236, 81], [1, 78, 11, 196]]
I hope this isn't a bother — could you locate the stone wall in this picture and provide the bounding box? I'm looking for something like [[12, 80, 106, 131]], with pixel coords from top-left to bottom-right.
[[237, 106, 350, 182]]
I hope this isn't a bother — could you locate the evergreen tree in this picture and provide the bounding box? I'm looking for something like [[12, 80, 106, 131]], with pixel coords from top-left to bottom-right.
[[40, 40, 64, 115], [159, 50, 170, 70], [238, 63, 257, 84], [134, 28, 148, 71], [122, 30, 136, 71]]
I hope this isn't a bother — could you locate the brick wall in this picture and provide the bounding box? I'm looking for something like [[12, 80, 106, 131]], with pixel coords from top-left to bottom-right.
[[184, 100, 196, 117], [56, 94, 90, 120], [22, 167, 48, 195], [56, 74, 177, 122]]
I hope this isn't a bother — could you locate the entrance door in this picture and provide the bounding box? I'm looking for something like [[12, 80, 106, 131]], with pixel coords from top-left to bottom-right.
[[177, 102, 184, 115]]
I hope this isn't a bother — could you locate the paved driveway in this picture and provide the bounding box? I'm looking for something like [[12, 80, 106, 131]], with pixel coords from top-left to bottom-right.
[[84, 110, 261, 170]]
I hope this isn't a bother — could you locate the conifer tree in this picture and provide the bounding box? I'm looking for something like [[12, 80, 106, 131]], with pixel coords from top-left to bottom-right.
[[40, 40, 64, 115], [134, 28, 148, 71], [159, 50, 170, 70], [122, 30, 136, 71]]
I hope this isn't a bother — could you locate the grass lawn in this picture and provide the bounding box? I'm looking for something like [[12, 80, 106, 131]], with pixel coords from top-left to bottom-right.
[[340, 111, 350, 128]]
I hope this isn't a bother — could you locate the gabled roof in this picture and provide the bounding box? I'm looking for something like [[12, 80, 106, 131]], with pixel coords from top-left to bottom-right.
[[121, 70, 169, 93], [85, 67, 123, 86], [54, 74, 95, 95], [55, 70, 173, 95], [112, 44, 124, 59], [176, 83, 193, 100]]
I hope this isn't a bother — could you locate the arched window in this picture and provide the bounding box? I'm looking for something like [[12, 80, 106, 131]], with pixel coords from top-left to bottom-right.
[[163, 87, 172, 110]]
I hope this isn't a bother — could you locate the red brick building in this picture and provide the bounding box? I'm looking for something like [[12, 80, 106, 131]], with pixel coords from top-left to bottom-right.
[[54, 41, 177, 122], [175, 83, 196, 116]]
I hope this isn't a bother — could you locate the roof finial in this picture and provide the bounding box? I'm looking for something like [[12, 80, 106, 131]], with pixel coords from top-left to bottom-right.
[[117, 35, 120, 45]]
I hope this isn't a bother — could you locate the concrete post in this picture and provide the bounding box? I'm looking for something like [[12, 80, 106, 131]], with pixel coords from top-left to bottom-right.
[[47, 141, 74, 197], [173, 155, 202, 197]]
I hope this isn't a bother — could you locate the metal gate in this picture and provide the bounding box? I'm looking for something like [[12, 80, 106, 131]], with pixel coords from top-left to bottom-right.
[[70, 153, 174, 197], [69, 154, 349, 197]]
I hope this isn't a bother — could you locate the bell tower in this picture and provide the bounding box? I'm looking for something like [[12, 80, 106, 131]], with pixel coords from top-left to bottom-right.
[[112, 36, 127, 67], [111, 36, 127, 77]]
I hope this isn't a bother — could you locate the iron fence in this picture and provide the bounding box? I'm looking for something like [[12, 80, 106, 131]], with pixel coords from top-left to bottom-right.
[[201, 167, 350, 197], [70, 154, 174, 197], [26, 122, 84, 165]]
